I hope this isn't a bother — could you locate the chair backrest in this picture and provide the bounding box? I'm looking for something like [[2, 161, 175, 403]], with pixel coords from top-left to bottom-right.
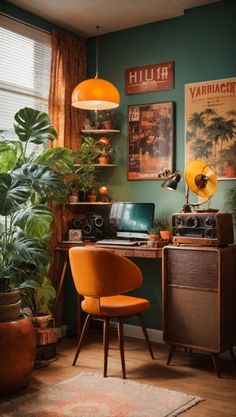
[[69, 246, 143, 297]]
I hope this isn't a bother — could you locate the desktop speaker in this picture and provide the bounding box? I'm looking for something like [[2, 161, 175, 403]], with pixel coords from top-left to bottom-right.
[[71, 213, 106, 240], [172, 212, 233, 246]]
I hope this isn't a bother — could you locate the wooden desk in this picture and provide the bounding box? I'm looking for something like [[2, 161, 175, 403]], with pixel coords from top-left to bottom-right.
[[53, 242, 164, 334]]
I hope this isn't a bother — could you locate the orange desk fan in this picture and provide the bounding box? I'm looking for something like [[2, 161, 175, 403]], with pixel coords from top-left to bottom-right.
[[183, 160, 218, 213]]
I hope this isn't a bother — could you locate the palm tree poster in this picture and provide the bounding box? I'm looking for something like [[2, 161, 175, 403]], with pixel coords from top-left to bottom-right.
[[185, 77, 236, 179]]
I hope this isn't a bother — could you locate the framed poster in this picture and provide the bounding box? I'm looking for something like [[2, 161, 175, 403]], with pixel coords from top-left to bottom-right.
[[125, 61, 174, 95], [128, 102, 175, 180], [185, 77, 236, 179]]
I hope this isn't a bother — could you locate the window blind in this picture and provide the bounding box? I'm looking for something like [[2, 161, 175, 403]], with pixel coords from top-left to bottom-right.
[[0, 14, 51, 140]]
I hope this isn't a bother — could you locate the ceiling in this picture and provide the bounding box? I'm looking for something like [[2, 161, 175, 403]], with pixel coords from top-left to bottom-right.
[[6, 0, 219, 37]]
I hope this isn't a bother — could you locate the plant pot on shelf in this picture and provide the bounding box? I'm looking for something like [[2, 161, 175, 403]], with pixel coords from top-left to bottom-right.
[[87, 194, 97, 202], [102, 120, 113, 129], [98, 156, 110, 165]]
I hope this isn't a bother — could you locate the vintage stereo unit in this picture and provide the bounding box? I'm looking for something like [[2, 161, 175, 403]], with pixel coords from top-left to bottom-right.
[[172, 212, 234, 246], [71, 213, 106, 240]]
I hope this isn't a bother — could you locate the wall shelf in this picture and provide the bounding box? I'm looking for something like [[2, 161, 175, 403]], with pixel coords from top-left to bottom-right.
[[75, 164, 116, 168], [81, 129, 120, 134], [65, 202, 112, 206]]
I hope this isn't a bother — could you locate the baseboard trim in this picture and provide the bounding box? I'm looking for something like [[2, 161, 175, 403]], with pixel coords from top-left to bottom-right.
[[110, 321, 164, 344]]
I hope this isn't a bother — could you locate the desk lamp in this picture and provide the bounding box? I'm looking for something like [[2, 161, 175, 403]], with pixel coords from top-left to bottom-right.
[[161, 160, 218, 213]]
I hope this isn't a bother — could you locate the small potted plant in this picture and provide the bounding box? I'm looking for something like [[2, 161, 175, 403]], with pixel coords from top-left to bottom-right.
[[78, 136, 99, 164], [68, 176, 80, 204], [96, 137, 114, 164], [76, 164, 97, 201], [87, 183, 99, 203], [148, 223, 160, 241], [87, 109, 121, 130], [157, 218, 172, 241]]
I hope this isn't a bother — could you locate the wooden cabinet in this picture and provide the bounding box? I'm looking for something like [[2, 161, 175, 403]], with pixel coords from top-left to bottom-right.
[[162, 245, 236, 376]]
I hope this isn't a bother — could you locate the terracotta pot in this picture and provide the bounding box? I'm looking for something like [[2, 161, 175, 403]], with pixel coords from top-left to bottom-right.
[[98, 156, 110, 164], [148, 233, 160, 241], [0, 316, 36, 395], [102, 120, 113, 129], [87, 194, 97, 202], [0, 291, 21, 321], [160, 230, 171, 241]]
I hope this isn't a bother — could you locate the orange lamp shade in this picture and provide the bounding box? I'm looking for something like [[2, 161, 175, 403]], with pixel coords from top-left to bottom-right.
[[99, 185, 109, 195], [71, 78, 120, 110]]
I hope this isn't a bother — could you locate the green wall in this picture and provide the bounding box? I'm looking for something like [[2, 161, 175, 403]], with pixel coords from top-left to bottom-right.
[[1, 0, 236, 330], [86, 0, 236, 330], [88, 0, 236, 219]]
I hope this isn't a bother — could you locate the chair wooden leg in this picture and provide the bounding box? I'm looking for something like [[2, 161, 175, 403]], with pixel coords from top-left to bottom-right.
[[72, 313, 92, 366], [137, 313, 154, 359], [118, 318, 126, 379], [103, 318, 110, 377], [229, 347, 236, 362], [167, 345, 176, 365]]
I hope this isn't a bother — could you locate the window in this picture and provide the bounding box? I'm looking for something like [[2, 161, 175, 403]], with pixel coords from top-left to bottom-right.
[[0, 14, 51, 138]]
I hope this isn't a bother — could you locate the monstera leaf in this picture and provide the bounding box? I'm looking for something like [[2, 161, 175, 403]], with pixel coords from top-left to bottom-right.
[[0, 173, 31, 216], [0, 142, 18, 173], [36, 147, 75, 174], [14, 107, 58, 145], [13, 205, 53, 239], [14, 163, 66, 200]]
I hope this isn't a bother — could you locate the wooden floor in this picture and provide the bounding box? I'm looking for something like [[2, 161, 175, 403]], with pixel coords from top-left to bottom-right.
[[18, 328, 236, 416]]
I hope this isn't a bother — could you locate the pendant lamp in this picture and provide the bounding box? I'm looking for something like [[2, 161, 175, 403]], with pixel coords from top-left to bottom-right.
[[72, 27, 120, 110]]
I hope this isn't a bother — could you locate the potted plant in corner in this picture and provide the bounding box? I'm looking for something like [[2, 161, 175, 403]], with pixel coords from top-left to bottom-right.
[[0, 107, 74, 394]]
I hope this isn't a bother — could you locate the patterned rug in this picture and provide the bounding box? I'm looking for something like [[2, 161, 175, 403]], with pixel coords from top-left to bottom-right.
[[0, 372, 203, 417]]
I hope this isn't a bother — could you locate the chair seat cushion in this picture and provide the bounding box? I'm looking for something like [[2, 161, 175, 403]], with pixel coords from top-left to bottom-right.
[[82, 295, 150, 317]]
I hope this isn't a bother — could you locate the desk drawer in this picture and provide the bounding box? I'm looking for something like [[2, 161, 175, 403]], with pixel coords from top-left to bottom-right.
[[109, 248, 134, 257], [133, 250, 156, 258]]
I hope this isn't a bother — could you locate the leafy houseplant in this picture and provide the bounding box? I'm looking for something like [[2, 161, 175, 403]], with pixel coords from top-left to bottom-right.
[[0, 107, 74, 394], [0, 107, 74, 315], [78, 136, 99, 164], [87, 109, 121, 130]]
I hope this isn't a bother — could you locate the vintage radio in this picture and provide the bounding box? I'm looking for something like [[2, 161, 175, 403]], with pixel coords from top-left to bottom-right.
[[172, 212, 234, 246]]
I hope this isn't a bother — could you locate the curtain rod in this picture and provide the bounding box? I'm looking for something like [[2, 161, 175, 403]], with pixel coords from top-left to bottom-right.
[[0, 11, 50, 34]]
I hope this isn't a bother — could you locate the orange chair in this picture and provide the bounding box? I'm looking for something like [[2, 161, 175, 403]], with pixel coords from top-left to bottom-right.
[[69, 246, 154, 379]]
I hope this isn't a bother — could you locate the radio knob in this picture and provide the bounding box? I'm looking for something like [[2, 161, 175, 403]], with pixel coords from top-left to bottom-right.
[[205, 217, 215, 227], [83, 223, 92, 235], [175, 228, 184, 236], [94, 215, 104, 228], [175, 216, 183, 226], [205, 228, 216, 238], [187, 216, 199, 228]]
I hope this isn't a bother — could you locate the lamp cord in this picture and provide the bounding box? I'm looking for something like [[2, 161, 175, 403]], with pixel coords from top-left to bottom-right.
[[95, 26, 99, 79]]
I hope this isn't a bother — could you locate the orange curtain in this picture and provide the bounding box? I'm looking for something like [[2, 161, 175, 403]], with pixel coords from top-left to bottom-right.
[[48, 31, 87, 150], [48, 32, 87, 320]]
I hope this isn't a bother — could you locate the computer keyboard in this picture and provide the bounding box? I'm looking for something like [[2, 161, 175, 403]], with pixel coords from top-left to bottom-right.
[[96, 239, 140, 246]]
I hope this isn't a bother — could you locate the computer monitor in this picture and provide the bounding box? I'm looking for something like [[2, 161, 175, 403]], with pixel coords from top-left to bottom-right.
[[109, 202, 155, 239]]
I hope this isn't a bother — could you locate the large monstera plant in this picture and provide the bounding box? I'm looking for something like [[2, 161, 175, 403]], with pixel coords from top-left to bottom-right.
[[0, 107, 74, 315]]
